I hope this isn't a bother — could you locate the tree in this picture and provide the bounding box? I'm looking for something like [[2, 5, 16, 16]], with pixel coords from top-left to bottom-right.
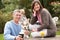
[[0, 0, 5, 9], [19, 0, 32, 18], [40, 0, 60, 17], [1, 0, 20, 13]]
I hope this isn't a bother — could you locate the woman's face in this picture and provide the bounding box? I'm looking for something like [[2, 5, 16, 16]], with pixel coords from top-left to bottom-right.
[[34, 2, 40, 11]]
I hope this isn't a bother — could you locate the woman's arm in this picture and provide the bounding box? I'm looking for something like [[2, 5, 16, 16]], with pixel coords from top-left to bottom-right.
[[30, 14, 37, 24], [47, 13, 57, 36]]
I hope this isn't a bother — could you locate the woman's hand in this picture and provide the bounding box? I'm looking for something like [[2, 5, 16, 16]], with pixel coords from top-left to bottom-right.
[[32, 29, 37, 32], [33, 10, 36, 16], [24, 30, 30, 35]]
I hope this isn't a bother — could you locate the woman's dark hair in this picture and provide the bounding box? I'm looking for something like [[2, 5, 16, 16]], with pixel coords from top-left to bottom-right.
[[31, 0, 43, 12]]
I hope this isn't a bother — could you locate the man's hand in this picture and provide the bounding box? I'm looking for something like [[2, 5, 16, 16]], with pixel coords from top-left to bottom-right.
[[15, 36, 23, 40]]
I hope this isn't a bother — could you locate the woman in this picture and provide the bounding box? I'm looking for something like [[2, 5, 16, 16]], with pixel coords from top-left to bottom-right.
[[30, 0, 57, 37]]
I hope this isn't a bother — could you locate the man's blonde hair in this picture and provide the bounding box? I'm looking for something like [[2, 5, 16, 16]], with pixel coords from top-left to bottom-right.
[[13, 9, 21, 14]]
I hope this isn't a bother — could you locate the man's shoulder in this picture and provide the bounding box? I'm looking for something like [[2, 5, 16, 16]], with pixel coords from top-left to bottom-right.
[[5, 20, 12, 25], [4, 20, 13, 29]]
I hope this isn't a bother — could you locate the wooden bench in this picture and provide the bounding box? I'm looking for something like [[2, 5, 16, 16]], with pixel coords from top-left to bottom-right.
[[25, 35, 60, 40]]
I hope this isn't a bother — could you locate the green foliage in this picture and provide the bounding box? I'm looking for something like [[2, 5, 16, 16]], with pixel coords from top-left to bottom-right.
[[0, 11, 5, 33], [40, 0, 60, 18], [0, 0, 60, 18], [52, 3, 60, 18], [0, 11, 12, 33], [19, 0, 32, 18], [1, 0, 20, 13], [0, 0, 5, 9]]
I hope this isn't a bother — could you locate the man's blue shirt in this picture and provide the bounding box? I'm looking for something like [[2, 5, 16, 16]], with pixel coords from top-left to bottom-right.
[[4, 20, 21, 40]]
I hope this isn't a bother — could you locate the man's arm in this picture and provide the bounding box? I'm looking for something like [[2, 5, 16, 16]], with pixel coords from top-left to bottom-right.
[[4, 22, 16, 40]]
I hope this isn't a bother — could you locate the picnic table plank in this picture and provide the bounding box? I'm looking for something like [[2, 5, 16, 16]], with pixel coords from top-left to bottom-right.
[[25, 35, 60, 40]]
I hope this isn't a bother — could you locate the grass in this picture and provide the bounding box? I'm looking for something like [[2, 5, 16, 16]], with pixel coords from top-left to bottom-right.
[[0, 31, 60, 40], [56, 31, 60, 35], [0, 34, 4, 40]]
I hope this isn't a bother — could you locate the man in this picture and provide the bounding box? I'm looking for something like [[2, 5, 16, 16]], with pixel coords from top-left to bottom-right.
[[4, 9, 28, 40]]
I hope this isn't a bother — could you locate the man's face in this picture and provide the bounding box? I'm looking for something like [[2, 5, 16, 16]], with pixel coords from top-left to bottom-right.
[[13, 12, 21, 22]]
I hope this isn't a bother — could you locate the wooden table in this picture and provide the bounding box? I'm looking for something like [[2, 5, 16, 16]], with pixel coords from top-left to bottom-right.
[[25, 35, 60, 40], [25, 37, 60, 40]]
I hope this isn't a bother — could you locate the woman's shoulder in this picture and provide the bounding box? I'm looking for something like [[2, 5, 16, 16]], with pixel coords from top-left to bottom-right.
[[41, 8, 49, 12], [41, 8, 50, 15]]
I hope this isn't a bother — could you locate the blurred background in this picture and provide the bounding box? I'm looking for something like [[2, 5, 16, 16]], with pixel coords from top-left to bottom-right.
[[0, 0, 60, 40]]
